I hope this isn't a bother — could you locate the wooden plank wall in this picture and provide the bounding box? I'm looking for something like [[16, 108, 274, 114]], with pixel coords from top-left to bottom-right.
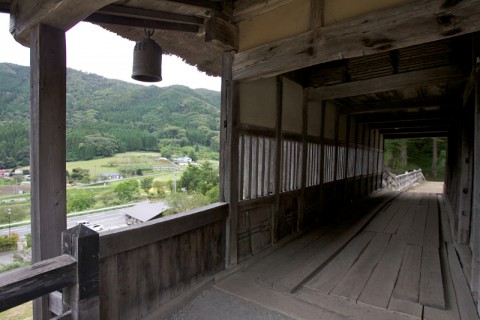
[[235, 80, 384, 261], [97, 203, 227, 319]]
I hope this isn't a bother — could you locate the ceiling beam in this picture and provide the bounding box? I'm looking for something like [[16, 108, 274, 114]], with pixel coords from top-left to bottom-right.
[[232, 0, 480, 81], [379, 126, 451, 134], [356, 111, 452, 125], [369, 119, 452, 130], [383, 132, 449, 139], [339, 97, 456, 115], [84, 13, 200, 33], [96, 4, 204, 26], [309, 66, 466, 100], [10, 0, 116, 46]]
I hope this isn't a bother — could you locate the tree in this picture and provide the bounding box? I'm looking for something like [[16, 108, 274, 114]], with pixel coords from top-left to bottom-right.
[[70, 167, 91, 183], [141, 177, 154, 193], [67, 191, 97, 212], [114, 180, 140, 201], [179, 162, 219, 196]]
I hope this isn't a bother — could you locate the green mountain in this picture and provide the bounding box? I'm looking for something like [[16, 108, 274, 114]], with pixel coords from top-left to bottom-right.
[[0, 63, 220, 168]]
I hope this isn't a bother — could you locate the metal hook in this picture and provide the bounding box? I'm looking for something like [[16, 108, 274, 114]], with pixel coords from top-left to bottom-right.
[[144, 28, 154, 38]]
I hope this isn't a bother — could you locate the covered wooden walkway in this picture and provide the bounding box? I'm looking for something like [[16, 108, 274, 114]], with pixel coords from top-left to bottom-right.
[[176, 190, 478, 320]]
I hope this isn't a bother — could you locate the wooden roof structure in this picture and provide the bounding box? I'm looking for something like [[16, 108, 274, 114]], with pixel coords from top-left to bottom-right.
[[1, 0, 480, 319]]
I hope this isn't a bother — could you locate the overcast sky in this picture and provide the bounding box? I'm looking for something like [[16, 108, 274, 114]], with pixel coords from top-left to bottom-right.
[[0, 13, 221, 91]]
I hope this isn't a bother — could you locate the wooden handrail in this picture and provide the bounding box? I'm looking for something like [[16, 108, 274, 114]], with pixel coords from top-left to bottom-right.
[[99, 202, 228, 258], [0, 254, 77, 312]]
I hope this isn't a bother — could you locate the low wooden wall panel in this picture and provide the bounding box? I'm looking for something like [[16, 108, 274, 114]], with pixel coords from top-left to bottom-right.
[[237, 198, 274, 260], [98, 203, 227, 319]]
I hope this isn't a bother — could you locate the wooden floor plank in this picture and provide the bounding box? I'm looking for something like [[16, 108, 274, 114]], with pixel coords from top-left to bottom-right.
[[331, 232, 391, 302], [364, 203, 397, 233], [446, 243, 479, 320], [437, 195, 453, 243], [259, 228, 342, 289], [388, 297, 423, 319], [419, 246, 445, 309], [384, 201, 410, 234], [306, 231, 375, 294], [407, 205, 428, 245], [396, 206, 416, 236], [393, 245, 422, 303], [423, 194, 439, 248], [424, 244, 460, 320], [248, 226, 328, 276], [298, 286, 415, 320], [358, 234, 406, 309]]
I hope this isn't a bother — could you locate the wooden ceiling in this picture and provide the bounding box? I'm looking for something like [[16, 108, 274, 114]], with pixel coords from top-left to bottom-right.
[[295, 36, 473, 139]]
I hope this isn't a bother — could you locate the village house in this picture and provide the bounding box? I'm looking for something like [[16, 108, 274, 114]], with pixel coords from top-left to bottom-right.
[[0, 1, 480, 320]]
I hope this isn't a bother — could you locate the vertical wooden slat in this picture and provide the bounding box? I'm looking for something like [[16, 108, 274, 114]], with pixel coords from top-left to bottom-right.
[[30, 23, 67, 320], [239, 136, 245, 200]]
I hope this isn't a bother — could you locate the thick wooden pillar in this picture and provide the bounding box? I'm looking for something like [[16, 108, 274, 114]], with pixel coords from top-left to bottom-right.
[[471, 38, 480, 310], [299, 88, 308, 230], [273, 76, 283, 243], [30, 23, 67, 319], [220, 51, 239, 267]]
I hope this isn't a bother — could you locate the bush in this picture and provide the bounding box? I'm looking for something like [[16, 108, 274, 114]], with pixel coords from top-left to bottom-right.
[[0, 233, 18, 252]]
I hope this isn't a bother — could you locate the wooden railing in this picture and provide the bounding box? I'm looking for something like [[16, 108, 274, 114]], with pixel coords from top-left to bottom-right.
[[0, 225, 100, 319], [384, 169, 425, 191], [0, 202, 228, 319], [98, 202, 228, 319]]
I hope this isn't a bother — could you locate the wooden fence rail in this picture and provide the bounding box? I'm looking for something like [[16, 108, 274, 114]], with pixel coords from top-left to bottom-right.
[[0, 224, 99, 319]]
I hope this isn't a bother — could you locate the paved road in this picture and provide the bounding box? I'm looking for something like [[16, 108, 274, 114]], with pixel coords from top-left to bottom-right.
[[0, 207, 128, 237]]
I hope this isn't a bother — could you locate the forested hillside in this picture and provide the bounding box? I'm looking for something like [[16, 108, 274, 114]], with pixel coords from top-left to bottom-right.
[[0, 63, 220, 168]]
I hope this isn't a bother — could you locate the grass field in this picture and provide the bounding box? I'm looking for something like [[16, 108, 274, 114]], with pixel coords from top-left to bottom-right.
[[66, 151, 166, 175], [0, 302, 32, 320]]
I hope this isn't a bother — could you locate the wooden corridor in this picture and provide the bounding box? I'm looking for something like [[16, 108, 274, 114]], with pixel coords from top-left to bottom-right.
[[213, 191, 479, 320]]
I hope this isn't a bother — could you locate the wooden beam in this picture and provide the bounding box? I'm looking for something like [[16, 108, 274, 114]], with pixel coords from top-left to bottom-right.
[[234, 0, 294, 22], [232, 0, 480, 81], [338, 97, 455, 115], [0, 254, 76, 312], [10, 0, 114, 46], [383, 132, 449, 139], [205, 15, 238, 51], [84, 13, 200, 33], [379, 126, 451, 134], [96, 4, 203, 25], [30, 23, 67, 320], [356, 112, 452, 125], [309, 66, 466, 100], [369, 119, 452, 130]]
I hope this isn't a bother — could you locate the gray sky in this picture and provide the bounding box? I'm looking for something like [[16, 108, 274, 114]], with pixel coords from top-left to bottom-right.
[[0, 13, 221, 91]]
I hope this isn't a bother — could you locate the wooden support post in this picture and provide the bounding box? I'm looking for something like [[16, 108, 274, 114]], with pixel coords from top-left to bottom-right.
[[310, 0, 324, 29], [30, 23, 67, 320], [299, 88, 308, 231], [471, 37, 480, 310], [273, 76, 283, 242], [365, 127, 371, 195], [220, 51, 239, 267], [457, 103, 473, 244], [62, 225, 100, 319], [319, 102, 326, 206], [343, 115, 351, 203], [333, 111, 339, 205], [353, 120, 359, 198]]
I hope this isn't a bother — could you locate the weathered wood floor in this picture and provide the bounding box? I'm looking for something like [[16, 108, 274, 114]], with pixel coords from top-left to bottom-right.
[[214, 191, 479, 320]]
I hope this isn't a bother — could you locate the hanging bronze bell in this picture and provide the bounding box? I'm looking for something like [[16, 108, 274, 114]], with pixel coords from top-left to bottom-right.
[[132, 30, 162, 82]]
